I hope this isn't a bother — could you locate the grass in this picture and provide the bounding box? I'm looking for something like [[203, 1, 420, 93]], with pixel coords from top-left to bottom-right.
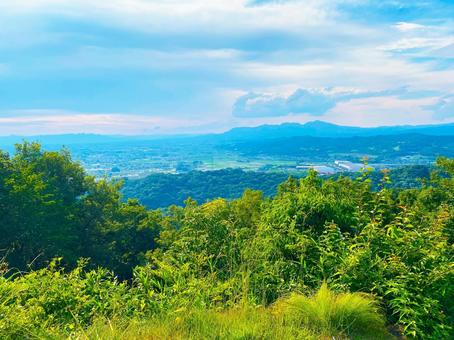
[[273, 283, 389, 339], [83, 306, 317, 340], [78, 283, 391, 340]]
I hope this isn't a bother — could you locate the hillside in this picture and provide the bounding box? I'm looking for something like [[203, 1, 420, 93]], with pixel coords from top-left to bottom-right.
[[122, 169, 296, 208], [0, 143, 452, 339], [122, 165, 431, 209]]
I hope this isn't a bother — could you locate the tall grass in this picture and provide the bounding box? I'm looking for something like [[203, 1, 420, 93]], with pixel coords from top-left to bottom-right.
[[0, 260, 391, 339], [81, 283, 389, 340], [84, 306, 317, 340], [273, 282, 389, 339]]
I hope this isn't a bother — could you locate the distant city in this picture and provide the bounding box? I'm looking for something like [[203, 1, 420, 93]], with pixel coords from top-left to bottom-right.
[[1, 121, 452, 179]]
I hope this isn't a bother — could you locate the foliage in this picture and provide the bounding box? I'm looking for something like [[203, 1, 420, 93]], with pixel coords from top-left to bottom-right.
[[0, 260, 129, 338], [0, 268, 381, 339], [0, 142, 160, 277], [87, 286, 385, 340], [1, 143, 453, 339], [122, 168, 296, 209], [122, 165, 431, 209]]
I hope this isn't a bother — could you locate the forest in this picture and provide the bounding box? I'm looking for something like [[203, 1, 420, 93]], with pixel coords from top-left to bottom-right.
[[0, 143, 453, 339], [122, 166, 431, 209], [122, 169, 297, 208]]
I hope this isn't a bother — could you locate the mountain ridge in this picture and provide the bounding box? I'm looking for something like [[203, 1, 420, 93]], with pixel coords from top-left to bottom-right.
[[1, 120, 454, 146], [221, 120, 454, 140]]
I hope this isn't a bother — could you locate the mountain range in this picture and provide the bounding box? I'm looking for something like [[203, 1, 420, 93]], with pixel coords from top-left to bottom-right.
[[1, 121, 454, 147], [219, 121, 454, 140]]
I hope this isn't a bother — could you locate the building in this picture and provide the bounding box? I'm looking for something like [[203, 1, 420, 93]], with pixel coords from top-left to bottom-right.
[[334, 160, 373, 172]]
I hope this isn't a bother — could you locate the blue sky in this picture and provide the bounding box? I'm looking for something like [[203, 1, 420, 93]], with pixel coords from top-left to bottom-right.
[[0, 0, 453, 135]]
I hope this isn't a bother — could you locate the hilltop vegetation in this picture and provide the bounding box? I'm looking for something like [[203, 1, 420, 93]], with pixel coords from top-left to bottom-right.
[[0, 143, 453, 339]]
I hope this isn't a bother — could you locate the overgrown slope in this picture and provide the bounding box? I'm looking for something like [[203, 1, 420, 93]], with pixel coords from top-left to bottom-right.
[[0, 143, 453, 339]]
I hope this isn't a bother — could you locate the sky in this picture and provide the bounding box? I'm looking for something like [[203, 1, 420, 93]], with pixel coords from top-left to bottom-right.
[[0, 0, 453, 135]]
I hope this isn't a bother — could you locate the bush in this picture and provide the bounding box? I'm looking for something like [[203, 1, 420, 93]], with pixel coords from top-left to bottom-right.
[[0, 260, 131, 338], [273, 283, 388, 339]]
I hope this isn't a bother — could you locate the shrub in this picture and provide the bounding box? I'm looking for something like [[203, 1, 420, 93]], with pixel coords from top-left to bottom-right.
[[0, 260, 131, 338], [274, 283, 388, 339]]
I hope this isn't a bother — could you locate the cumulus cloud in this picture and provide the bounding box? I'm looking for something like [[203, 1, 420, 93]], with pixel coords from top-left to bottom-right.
[[286, 89, 336, 115], [232, 87, 425, 118], [232, 93, 286, 117], [231, 89, 331, 118]]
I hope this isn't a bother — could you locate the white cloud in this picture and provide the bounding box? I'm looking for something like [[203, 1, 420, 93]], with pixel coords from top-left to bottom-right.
[[382, 37, 454, 52], [230, 37, 454, 95], [231, 86, 438, 118], [0, 0, 334, 34], [394, 22, 426, 32], [233, 88, 337, 117], [382, 20, 454, 61]]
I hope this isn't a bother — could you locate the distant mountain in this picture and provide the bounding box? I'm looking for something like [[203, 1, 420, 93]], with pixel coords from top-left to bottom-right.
[[1, 121, 453, 148], [218, 121, 454, 140]]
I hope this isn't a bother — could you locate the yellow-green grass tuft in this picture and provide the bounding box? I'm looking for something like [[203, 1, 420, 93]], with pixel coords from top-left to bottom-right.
[[273, 282, 389, 339]]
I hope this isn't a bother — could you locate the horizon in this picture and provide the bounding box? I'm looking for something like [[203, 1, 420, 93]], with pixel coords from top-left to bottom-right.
[[1, 119, 454, 138], [0, 120, 454, 142], [1, 1, 453, 135]]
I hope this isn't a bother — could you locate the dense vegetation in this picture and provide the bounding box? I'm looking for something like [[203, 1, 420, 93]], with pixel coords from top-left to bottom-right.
[[123, 165, 430, 209], [0, 143, 453, 339], [337, 164, 432, 191], [0, 142, 160, 279], [122, 169, 299, 208]]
